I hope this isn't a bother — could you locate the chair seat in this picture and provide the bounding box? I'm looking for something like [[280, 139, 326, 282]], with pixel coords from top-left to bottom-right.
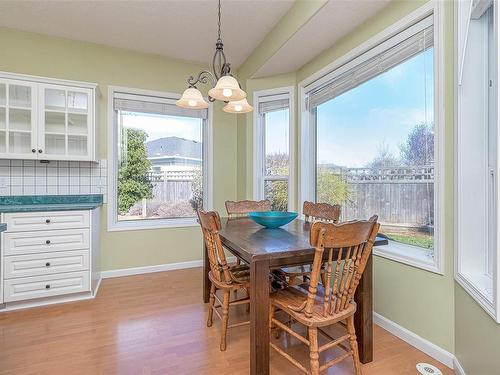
[[209, 264, 250, 290], [280, 264, 314, 276], [271, 283, 356, 327]]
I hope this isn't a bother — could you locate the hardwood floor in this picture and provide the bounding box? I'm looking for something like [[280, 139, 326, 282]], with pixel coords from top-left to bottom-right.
[[0, 268, 453, 375]]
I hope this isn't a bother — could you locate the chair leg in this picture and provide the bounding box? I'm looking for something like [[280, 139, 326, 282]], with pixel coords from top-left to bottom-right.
[[220, 290, 230, 351], [347, 315, 362, 375], [246, 288, 250, 312], [308, 327, 320, 375], [207, 283, 216, 327]]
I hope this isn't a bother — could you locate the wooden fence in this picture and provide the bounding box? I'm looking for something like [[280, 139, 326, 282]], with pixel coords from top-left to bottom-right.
[[147, 170, 196, 204], [325, 166, 434, 227]]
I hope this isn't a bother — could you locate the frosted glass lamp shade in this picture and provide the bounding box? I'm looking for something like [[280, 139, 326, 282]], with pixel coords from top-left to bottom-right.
[[176, 87, 209, 109], [223, 98, 253, 114], [208, 75, 246, 101]]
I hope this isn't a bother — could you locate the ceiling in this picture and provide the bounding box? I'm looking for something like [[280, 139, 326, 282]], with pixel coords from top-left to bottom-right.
[[0, 0, 392, 77], [0, 0, 295, 69], [254, 0, 391, 78]]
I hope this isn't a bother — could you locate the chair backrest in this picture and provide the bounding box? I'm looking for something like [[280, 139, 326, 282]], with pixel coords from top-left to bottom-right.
[[303, 201, 341, 223], [225, 199, 272, 218], [299, 215, 379, 318], [197, 210, 233, 285]]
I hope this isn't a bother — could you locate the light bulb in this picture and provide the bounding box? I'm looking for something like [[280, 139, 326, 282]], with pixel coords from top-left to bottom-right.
[[188, 100, 197, 107], [222, 88, 233, 97], [234, 104, 243, 112]]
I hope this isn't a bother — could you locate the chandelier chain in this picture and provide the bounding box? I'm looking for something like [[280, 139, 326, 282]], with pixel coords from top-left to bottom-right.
[[217, 0, 222, 42]]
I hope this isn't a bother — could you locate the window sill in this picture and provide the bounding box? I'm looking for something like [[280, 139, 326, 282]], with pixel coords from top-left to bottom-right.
[[107, 217, 199, 232], [455, 271, 498, 322], [373, 240, 442, 275]]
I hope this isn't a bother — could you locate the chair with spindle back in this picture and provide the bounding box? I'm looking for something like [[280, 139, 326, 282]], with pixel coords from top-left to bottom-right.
[[225, 199, 272, 219], [225, 199, 271, 266], [269, 215, 379, 375], [197, 209, 251, 351], [279, 201, 342, 285]]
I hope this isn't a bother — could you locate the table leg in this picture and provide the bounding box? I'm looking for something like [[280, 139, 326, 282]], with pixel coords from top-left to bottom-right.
[[250, 258, 270, 375], [354, 253, 373, 363], [203, 243, 210, 303]]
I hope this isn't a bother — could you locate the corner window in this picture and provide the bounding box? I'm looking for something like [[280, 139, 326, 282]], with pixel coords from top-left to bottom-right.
[[301, 10, 443, 273], [253, 88, 294, 211], [108, 88, 212, 231], [456, 0, 499, 322]]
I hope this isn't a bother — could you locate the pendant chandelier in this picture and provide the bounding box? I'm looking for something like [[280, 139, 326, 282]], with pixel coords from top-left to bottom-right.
[[176, 0, 253, 114]]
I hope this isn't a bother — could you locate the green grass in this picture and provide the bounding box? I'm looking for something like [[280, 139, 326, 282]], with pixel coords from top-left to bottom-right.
[[384, 232, 434, 250]]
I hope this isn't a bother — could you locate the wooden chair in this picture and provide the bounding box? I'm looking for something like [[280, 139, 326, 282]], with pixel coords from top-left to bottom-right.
[[279, 201, 342, 285], [197, 209, 251, 351], [225, 199, 271, 266], [269, 216, 379, 375], [225, 199, 271, 218]]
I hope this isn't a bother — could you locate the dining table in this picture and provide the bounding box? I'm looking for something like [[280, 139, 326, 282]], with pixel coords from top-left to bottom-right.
[[202, 217, 388, 375]]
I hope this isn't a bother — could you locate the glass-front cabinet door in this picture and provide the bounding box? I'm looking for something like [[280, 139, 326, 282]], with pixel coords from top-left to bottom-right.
[[0, 79, 37, 159], [39, 84, 93, 160]]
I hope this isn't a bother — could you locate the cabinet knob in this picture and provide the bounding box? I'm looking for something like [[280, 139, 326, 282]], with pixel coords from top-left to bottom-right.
[[45, 262, 50, 267], [31, 149, 36, 153], [45, 239, 51, 244], [38, 149, 43, 153], [45, 284, 51, 289], [45, 219, 50, 224]]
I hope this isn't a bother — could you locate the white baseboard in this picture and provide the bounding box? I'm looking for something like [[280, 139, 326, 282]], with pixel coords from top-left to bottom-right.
[[101, 259, 204, 279], [101, 257, 239, 279], [373, 312, 455, 369], [453, 356, 466, 375]]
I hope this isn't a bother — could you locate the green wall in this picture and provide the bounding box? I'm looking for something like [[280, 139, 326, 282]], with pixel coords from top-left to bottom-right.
[[0, 27, 239, 270], [455, 285, 500, 374]]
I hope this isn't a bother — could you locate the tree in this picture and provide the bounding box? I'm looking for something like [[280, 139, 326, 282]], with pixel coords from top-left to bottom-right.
[[265, 153, 289, 211], [118, 128, 153, 214], [189, 168, 203, 211], [367, 141, 399, 168], [400, 123, 434, 166], [316, 168, 352, 206]]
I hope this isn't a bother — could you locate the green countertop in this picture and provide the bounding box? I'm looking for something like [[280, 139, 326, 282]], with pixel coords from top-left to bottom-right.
[[0, 195, 103, 213]]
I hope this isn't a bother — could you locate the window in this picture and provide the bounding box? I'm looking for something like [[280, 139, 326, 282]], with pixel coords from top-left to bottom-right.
[[107, 87, 212, 231], [300, 5, 443, 273], [253, 88, 294, 211], [456, 0, 499, 322]]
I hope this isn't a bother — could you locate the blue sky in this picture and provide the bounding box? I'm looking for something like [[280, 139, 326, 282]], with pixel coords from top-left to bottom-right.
[[121, 112, 202, 143], [317, 48, 434, 167]]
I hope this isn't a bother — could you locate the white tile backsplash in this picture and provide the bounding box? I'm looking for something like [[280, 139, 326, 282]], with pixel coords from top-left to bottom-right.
[[0, 159, 107, 202]]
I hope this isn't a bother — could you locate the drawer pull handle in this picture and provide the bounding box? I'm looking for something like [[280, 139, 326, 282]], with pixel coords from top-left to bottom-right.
[[45, 240, 51, 245], [45, 219, 51, 224], [45, 262, 51, 267], [45, 284, 50, 289]]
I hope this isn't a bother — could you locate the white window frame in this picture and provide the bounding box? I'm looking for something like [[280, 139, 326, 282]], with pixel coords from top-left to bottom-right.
[[455, 0, 500, 323], [107, 86, 213, 231], [253, 86, 295, 210], [298, 1, 445, 274]]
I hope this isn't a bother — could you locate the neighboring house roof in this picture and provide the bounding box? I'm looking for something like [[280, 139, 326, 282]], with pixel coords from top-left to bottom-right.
[[145, 136, 201, 159]]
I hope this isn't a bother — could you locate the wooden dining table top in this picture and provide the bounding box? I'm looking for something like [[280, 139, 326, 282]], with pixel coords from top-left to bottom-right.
[[218, 217, 388, 263]]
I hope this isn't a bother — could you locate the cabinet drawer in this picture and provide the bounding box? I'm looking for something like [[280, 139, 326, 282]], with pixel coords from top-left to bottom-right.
[[4, 211, 90, 232], [4, 250, 90, 279], [3, 271, 90, 302], [3, 229, 90, 256]]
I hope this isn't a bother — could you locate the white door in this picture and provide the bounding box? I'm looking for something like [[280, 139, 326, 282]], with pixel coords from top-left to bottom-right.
[[0, 79, 38, 159], [38, 84, 93, 160]]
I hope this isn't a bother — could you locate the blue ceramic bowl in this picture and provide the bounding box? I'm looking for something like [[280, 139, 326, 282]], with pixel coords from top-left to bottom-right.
[[248, 211, 298, 229]]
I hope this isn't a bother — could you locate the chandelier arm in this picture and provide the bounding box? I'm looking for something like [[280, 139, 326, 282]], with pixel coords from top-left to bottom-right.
[[187, 70, 217, 88]]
